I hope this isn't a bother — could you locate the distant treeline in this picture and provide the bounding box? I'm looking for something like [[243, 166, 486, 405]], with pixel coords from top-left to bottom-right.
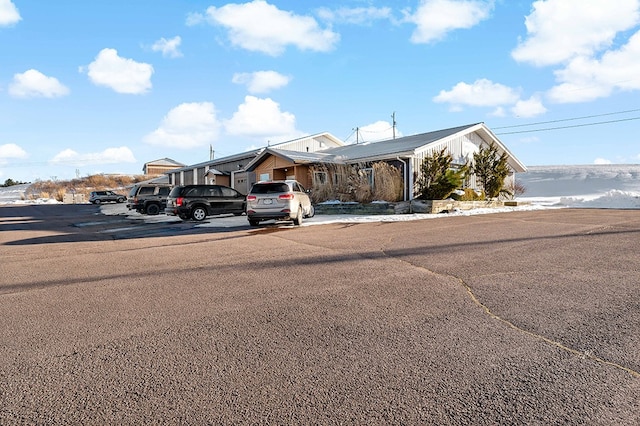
[[2, 179, 28, 187]]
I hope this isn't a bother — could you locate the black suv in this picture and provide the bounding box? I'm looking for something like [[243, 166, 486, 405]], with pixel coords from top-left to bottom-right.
[[127, 183, 172, 215], [165, 185, 246, 221]]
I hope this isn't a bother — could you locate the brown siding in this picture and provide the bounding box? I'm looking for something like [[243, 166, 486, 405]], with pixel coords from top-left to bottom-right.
[[252, 154, 312, 187], [217, 175, 231, 186], [145, 165, 179, 175], [296, 166, 311, 188]]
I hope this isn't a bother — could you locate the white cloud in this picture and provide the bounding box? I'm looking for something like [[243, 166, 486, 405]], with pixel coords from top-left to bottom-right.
[[547, 31, 640, 103], [8, 69, 70, 98], [512, 0, 640, 66], [232, 71, 291, 94], [489, 107, 506, 117], [50, 147, 136, 166], [186, 12, 205, 26], [518, 136, 540, 144], [594, 158, 612, 165], [144, 102, 221, 149], [204, 0, 339, 56], [224, 96, 302, 142], [151, 36, 183, 58], [82, 48, 153, 94], [511, 95, 547, 118], [0, 0, 20, 26], [356, 121, 402, 143], [0, 143, 28, 165], [434, 79, 520, 107], [316, 6, 392, 25], [405, 0, 493, 44]]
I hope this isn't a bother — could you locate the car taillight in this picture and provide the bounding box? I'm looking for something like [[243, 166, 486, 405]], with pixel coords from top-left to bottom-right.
[[176, 196, 185, 206], [247, 195, 257, 201], [278, 193, 294, 200]]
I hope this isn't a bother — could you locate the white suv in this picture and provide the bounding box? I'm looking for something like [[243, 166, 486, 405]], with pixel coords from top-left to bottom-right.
[[246, 180, 314, 226]]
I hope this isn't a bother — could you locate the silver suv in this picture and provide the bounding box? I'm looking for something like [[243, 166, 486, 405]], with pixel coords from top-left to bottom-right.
[[246, 180, 314, 226], [89, 190, 126, 204]]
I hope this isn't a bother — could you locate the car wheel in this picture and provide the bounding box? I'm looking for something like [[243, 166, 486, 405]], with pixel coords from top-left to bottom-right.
[[145, 204, 160, 215], [192, 206, 207, 221], [93, 199, 101, 204], [293, 206, 303, 226], [307, 204, 315, 218], [249, 219, 260, 226], [117, 197, 125, 203]]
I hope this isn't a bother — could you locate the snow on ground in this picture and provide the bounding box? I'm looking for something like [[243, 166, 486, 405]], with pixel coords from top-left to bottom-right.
[[1, 164, 639, 227]]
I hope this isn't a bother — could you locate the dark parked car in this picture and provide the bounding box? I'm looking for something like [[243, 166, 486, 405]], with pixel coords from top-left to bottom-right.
[[165, 185, 246, 221], [89, 190, 126, 204], [127, 183, 172, 215], [246, 180, 314, 226]]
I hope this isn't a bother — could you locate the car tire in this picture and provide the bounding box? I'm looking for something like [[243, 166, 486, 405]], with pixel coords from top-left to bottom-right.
[[192, 206, 207, 221], [117, 197, 125, 203], [145, 204, 160, 215], [307, 204, 315, 218], [293, 206, 303, 226], [93, 199, 101, 204], [249, 219, 260, 226]]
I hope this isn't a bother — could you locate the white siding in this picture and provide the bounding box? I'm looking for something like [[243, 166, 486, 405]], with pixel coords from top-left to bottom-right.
[[274, 135, 337, 153], [411, 131, 517, 194]]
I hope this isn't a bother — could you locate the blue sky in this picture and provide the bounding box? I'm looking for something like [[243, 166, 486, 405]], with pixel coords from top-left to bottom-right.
[[2, 0, 640, 183]]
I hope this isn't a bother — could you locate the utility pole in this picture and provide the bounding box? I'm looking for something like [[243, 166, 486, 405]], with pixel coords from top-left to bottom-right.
[[209, 144, 214, 161], [353, 127, 360, 144], [391, 111, 397, 139]]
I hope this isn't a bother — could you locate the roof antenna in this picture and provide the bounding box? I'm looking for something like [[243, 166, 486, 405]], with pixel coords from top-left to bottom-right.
[[391, 111, 397, 139]]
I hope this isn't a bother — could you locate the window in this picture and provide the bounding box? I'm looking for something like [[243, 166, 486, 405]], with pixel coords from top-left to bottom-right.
[[259, 173, 270, 181], [220, 187, 239, 197], [186, 187, 204, 197], [362, 168, 374, 188], [314, 171, 327, 185], [206, 186, 222, 197], [138, 186, 155, 196], [250, 183, 289, 194]]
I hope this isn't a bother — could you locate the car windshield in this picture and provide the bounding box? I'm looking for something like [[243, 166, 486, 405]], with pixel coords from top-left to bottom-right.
[[250, 183, 290, 194]]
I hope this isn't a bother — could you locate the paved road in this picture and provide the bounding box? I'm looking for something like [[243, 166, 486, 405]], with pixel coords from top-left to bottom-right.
[[1, 205, 639, 424]]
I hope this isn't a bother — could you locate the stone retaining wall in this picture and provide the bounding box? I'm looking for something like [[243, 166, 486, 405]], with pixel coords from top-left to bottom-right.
[[314, 202, 395, 215], [315, 200, 525, 215]]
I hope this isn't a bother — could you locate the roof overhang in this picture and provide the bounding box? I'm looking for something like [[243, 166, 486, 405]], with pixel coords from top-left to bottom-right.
[[418, 123, 527, 173], [204, 168, 228, 176], [471, 123, 527, 172]]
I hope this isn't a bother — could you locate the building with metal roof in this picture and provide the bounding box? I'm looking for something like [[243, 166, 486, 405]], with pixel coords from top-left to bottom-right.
[[164, 132, 344, 193], [244, 123, 526, 201]]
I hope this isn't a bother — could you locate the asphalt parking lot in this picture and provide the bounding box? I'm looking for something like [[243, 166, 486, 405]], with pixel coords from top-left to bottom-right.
[[0, 204, 639, 424]]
